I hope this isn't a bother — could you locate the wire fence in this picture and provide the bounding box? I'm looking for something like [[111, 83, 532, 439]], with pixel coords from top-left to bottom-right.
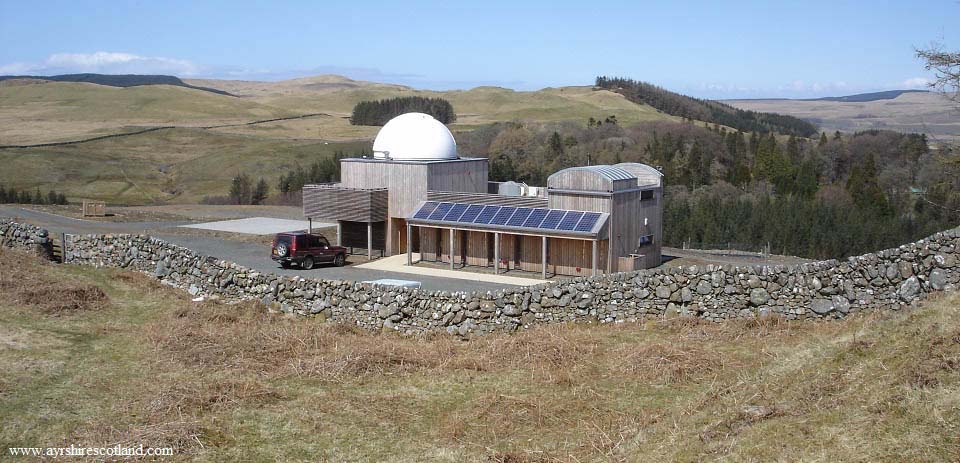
[[677, 241, 772, 257]]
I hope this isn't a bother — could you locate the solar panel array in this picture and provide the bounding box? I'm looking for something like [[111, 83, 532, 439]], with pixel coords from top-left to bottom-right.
[[411, 201, 605, 234]]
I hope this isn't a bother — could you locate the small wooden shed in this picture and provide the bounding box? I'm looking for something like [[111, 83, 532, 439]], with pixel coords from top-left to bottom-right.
[[82, 201, 106, 217]]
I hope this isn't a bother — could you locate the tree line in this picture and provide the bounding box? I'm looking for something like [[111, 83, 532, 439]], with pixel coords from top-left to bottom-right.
[[0, 186, 68, 205], [207, 151, 360, 206], [594, 76, 819, 137], [276, 151, 347, 195], [227, 174, 270, 205], [350, 96, 456, 126]]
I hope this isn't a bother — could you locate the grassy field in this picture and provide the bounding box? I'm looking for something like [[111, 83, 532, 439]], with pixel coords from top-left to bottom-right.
[[0, 128, 367, 203], [0, 80, 295, 145], [2, 248, 959, 461]]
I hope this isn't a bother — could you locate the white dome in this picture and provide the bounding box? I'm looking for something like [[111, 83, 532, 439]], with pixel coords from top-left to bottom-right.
[[372, 112, 458, 161]]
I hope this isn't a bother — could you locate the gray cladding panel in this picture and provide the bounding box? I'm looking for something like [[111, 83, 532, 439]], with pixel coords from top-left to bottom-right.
[[303, 186, 388, 222]]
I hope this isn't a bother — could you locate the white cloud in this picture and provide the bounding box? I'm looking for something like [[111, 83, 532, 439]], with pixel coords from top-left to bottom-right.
[[0, 51, 200, 76], [901, 77, 932, 89]]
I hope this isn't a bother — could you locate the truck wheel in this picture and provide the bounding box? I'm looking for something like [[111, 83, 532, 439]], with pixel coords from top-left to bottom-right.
[[301, 256, 314, 270], [334, 254, 345, 267]]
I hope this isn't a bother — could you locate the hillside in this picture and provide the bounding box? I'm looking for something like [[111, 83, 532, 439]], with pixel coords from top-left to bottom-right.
[[595, 76, 820, 137], [0, 81, 294, 145], [0, 73, 231, 95], [0, 75, 683, 204], [192, 77, 676, 130], [2, 248, 959, 461], [801, 89, 930, 102], [0, 128, 366, 203], [726, 91, 960, 141], [0, 75, 674, 147]]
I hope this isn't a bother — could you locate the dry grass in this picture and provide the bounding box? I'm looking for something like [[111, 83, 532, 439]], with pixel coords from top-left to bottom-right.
[[1, 248, 959, 461], [0, 248, 109, 314]]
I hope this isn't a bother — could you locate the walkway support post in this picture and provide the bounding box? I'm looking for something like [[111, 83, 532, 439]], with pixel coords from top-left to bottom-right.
[[493, 232, 500, 274], [607, 238, 614, 274], [406, 223, 412, 266], [336, 222, 342, 246], [592, 240, 598, 276], [542, 236, 548, 279], [449, 228, 455, 271], [367, 222, 373, 260], [308, 218, 313, 234]]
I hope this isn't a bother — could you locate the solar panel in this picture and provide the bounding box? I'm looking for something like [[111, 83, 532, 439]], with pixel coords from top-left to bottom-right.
[[490, 206, 517, 225], [427, 202, 453, 220], [522, 208, 548, 228], [459, 204, 484, 223], [413, 201, 439, 219], [473, 205, 499, 224], [556, 211, 585, 231], [443, 203, 469, 221], [506, 208, 532, 227], [413, 201, 601, 235], [574, 212, 602, 231], [539, 210, 565, 229]]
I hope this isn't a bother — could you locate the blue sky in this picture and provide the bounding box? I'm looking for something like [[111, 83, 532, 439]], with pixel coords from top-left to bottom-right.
[[1, 0, 957, 98]]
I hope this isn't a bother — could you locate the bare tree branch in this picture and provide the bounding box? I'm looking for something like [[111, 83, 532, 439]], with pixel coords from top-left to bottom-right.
[[916, 43, 960, 102]]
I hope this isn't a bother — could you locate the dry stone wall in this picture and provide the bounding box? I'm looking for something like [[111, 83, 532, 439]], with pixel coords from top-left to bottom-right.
[[0, 219, 50, 251], [2, 217, 959, 336]]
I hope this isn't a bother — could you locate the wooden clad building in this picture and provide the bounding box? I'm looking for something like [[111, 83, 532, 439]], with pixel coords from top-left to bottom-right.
[[614, 163, 664, 269], [300, 112, 662, 277], [547, 166, 648, 273], [340, 157, 488, 255]]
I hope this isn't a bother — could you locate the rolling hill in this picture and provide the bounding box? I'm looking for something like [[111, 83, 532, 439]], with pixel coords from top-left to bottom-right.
[[726, 91, 960, 141], [0, 127, 367, 203], [0, 80, 294, 145], [5, 73, 950, 204], [0, 75, 682, 203], [0, 75, 676, 146], [0, 73, 233, 94], [190, 75, 676, 129], [594, 76, 820, 136], [800, 89, 930, 102]]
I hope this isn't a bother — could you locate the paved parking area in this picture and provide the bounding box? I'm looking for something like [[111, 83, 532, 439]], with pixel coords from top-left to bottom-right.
[[0, 206, 514, 293], [180, 217, 330, 235]]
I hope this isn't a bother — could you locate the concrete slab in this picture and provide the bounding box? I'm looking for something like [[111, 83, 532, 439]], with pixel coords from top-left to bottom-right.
[[180, 217, 331, 235], [355, 253, 548, 287]]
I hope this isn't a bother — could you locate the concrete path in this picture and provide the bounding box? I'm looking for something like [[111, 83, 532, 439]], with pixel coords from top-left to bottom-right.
[[180, 217, 329, 235], [355, 253, 548, 287]]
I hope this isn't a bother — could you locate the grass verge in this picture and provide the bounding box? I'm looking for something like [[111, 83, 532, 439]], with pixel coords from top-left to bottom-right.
[[1, 248, 958, 461]]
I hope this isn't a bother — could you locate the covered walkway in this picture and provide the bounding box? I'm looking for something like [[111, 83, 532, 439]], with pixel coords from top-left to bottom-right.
[[405, 201, 610, 278]]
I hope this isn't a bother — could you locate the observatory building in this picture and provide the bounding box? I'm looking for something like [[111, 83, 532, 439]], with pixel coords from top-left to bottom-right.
[[303, 112, 662, 277]]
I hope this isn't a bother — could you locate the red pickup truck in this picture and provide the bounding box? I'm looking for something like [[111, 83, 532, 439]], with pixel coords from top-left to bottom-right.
[[271, 232, 347, 269]]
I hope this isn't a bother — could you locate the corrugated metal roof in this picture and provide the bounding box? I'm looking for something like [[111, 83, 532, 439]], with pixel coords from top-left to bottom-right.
[[547, 165, 637, 185], [614, 163, 663, 187]]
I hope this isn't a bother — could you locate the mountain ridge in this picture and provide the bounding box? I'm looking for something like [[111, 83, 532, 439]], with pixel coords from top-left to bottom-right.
[[0, 73, 234, 96], [726, 89, 931, 103]]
